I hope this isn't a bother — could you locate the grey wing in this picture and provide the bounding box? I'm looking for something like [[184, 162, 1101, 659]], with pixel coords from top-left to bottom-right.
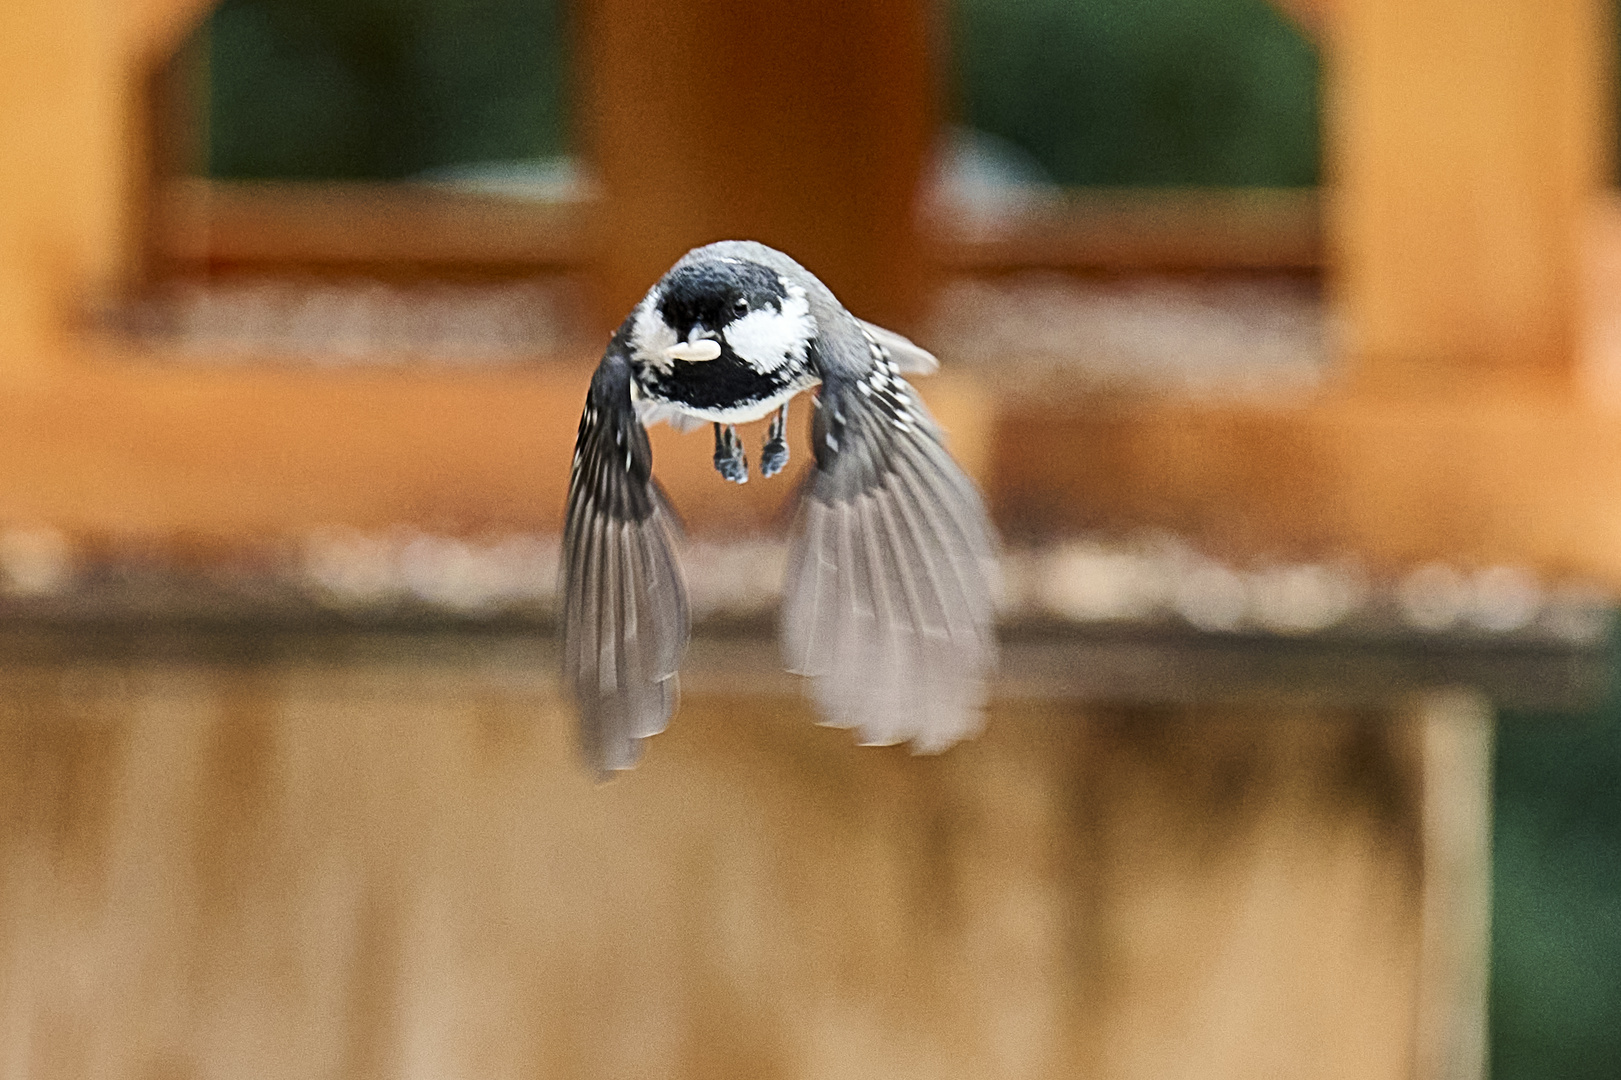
[[563, 343, 690, 775], [781, 340, 999, 753]]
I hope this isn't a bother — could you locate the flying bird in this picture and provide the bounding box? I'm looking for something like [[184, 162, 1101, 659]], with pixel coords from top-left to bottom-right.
[[563, 241, 998, 773]]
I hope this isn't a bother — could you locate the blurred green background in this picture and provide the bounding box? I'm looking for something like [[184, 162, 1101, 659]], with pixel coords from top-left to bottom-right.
[[205, 0, 569, 179], [951, 0, 1317, 186], [1494, 637, 1621, 1080], [197, 1, 1620, 1075], [202, 0, 1317, 187]]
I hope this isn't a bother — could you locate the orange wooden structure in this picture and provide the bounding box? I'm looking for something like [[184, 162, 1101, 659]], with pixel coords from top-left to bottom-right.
[[0, 0, 1619, 587]]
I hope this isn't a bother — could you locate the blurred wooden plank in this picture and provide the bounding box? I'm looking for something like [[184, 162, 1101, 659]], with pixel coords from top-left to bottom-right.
[[130, 0, 213, 59], [0, 0, 134, 366], [931, 189, 1320, 274], [994, 391, 1621, 585], [1411, 690, 1493, 1080], [578, 0, 935, 329], [0, 354, 591, 540], [0, 350, 987, 545], [1577, 194, 1621, 405], [994, 632, 1600, 715], [0, 625, 1596, 717], [154, 181, 1320, 279], [1328, 0, 1610, 391], [0, 639, 1429, 1080], [157, 180, 592, 276], [6, 350, 1621, 592]]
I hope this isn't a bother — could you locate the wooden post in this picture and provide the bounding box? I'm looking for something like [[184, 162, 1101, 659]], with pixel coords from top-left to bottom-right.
[[1412, 690, 1494, 1080], [0, 0, 212, 369], [577, 0, 936, 331], [1326, 0, 1611, 393], [0, 0, 132, 368]]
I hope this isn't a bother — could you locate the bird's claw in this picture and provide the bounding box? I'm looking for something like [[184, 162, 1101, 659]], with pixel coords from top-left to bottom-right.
[[713, 424, 748, 484], [760, 436, 788, 478], [759, 402, 790, 479]]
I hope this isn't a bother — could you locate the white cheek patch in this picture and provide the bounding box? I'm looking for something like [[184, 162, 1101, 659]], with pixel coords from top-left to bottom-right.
[[723, 282, 814, 372], [629, 290, 678, 372]]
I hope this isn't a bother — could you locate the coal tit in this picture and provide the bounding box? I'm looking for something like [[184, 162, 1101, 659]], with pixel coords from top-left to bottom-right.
[[563, 241, 999, 773]]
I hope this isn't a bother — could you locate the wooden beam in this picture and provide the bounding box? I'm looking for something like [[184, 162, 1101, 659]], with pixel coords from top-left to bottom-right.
[[0, 0, 135, 367], [995, 390, 1621, 583], [931, 188, 1320, 274], [1327, 0, 1611, 392], [0, 0, 208, 368], [0, 353, 1617, 592], [0, 650, 1432, 1080], [156, 180, 592, 275], [577, 0, 936, 329], [1411, 691, 1493, 1080], [152, 181, 1321, 278], [0, 350, 989, 546], [129, 0, 213, 61]]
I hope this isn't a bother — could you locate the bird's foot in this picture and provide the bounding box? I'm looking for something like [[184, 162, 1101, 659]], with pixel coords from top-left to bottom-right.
[[760, 436, 789, 478], [760, 403, 789, 478], [713, 423, 748, 484]]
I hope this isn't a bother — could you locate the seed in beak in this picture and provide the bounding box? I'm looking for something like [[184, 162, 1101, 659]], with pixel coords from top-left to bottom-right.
[[664, 339, 722, 363]]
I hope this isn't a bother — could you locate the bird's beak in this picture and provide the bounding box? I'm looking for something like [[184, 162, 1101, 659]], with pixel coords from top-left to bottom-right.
[[663, 338, 722, 363]]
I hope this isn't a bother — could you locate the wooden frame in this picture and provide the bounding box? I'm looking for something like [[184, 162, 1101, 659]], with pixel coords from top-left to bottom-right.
[[153, 180, 1321, 278], [0, 4, 1614, 578]]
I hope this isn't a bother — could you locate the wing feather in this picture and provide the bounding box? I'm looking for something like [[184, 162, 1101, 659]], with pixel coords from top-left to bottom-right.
[[857, 319, 939, 375], [782, 359, 998, 753], [563, 344, 689, 775]]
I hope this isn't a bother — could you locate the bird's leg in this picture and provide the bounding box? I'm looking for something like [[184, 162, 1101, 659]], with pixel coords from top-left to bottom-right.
[[760, 403, 790, 478], [713, 422, 748, 484]]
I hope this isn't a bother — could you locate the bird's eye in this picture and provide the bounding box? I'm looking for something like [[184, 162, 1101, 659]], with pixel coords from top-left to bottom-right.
[[733, 296, 749, 315]]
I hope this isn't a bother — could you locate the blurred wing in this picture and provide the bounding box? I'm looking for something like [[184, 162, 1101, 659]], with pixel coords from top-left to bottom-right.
[[781, 358, 998, 753], [857, 319, 939, 375], [563, 345, 689, 775]]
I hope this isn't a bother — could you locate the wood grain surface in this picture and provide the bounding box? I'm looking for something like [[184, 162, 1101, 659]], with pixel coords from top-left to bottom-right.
[[0, 633, 1429, 1080]]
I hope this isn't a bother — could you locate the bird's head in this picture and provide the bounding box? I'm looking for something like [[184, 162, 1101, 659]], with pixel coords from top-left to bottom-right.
[[629, 253, 815, 374]]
